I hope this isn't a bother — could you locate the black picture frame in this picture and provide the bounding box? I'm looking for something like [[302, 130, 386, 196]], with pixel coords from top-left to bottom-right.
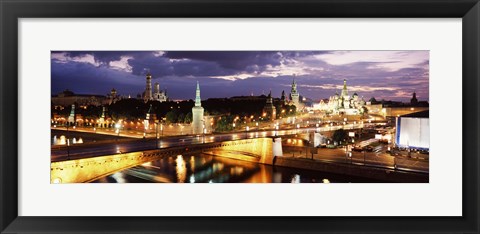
[[1, 0, 479, 233]]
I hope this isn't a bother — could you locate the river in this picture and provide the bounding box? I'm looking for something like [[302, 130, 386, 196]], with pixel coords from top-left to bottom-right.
[[92, 153, 385, 183]]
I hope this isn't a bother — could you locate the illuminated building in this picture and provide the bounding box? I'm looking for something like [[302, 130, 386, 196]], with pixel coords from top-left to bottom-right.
[[143, 72, 153, 102], [262, 91, 276, 120], [191, 81, 204, 135], [312, 79, 366, 115]]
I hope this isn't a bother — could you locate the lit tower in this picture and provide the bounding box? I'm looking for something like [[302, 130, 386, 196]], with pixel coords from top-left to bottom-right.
[[192, 81, 204, 135], [67, 104, 75, 125], [144, 72, 153, 102], [410, 91, 418, 106], [290, 75, 300, 108], [99, 106, 106, 127], [154, 83, 160, 95], [262, 91, 276, 120], [341, 79, 348, 97]]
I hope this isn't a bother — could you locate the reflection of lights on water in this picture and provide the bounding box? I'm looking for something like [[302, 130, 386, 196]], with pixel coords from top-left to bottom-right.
[[190, 156, 195, 172], [291, 174, 300, 183], [59, 135, 66, 145], [230, 166, 244, 175], [112, 172, 126, 183], [212, 163, 224, 172], [190, 174, 195, 183], [72, 138, 77, 144], [273, 172, 282, 183], [52, 178, 62, 184], [175, 155, 187, 183], [322, 179, 330, 183], [52, 135, 57, 145], [77, 138, 83, 144]]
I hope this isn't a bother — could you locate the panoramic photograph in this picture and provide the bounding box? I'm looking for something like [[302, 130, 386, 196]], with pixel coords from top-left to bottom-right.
[[50, 51, 429, 183]]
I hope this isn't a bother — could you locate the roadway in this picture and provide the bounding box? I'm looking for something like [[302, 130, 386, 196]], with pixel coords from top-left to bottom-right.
[[51, 125, 352, 162]]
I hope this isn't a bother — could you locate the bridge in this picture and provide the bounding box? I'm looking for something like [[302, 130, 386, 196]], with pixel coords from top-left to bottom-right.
[[51, 137, 283, 183]]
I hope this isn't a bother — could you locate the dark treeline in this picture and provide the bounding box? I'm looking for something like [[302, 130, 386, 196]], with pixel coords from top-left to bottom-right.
[[52, 96, 297, 125]]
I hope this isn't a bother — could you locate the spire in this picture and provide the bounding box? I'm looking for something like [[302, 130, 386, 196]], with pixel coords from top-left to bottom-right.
[[341, 79, 348, 97], [195, 81, 201, 107], [291, 74, 298, 94]]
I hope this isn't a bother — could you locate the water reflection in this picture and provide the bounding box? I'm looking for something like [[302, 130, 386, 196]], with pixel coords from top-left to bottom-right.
[[52, 135, 83, 145], [93, 153, 385, 183], [175, 155, 187, 183]]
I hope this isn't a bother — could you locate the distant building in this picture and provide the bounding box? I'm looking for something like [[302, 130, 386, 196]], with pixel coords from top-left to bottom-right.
[[281, 90, 287, 105], [67, 104, 75, 123], [394, 110, 429, 150], [312, 79, 366, 115], [289, 76, 301, 109], [51, 89, 107, 107], [410, 91, 419, 106], [143, 72, 168, 102], [144, 72, 153, 102], [191, 81, 205, 135], [108, 88, 118, 104], [262, 91, 276, 120], [153, 83, 168, 102]]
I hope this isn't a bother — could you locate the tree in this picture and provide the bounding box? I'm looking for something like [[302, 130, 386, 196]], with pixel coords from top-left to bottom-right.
[[215, 115, 234, 132], [184, 112, 192, 123], [177, 113, 185, 123], [165, 110, 178, 123], [332, 129, 348, 144]]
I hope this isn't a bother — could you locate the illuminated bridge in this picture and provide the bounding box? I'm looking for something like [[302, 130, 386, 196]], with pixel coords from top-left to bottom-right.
[[51, 137, 283, 183]]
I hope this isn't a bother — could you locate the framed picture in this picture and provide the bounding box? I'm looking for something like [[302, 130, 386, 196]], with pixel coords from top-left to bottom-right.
[[1, 0, 478, 233]]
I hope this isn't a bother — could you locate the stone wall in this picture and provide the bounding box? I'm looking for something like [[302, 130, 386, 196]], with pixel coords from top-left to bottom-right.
[[274, 157, 428, 183]]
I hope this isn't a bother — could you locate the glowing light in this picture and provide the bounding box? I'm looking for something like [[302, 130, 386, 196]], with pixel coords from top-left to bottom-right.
[[112, 172, 126, 183], [291, 174, 300, 183], [322, 179, 330, 183], [52, 178, 62, 184], [59, 135, 66, 145], [175, 155, 187, 183]]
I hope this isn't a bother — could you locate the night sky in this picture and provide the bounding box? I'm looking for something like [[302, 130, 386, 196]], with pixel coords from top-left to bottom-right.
[[51, 51, 429, 102]]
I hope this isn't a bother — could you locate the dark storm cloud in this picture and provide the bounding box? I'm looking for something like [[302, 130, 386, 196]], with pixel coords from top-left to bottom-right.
[[51, 60, 144, 96], [51, 51, 429, 102], [164, 51, 329, 71]]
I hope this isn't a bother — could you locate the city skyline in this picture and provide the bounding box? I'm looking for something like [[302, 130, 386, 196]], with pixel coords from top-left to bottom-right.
[[51, 50, 429, 102]]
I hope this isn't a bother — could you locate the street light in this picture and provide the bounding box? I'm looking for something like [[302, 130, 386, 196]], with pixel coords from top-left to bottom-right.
[[66, 138, 70, 160], [115, 121, 121, 140], [154, 122, 159, 149], [203, 126, 206, 144]]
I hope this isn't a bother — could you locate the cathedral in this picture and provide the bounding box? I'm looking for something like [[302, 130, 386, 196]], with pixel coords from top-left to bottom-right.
[[314, 79, 366, 115], [143, 72, 168, 103]]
